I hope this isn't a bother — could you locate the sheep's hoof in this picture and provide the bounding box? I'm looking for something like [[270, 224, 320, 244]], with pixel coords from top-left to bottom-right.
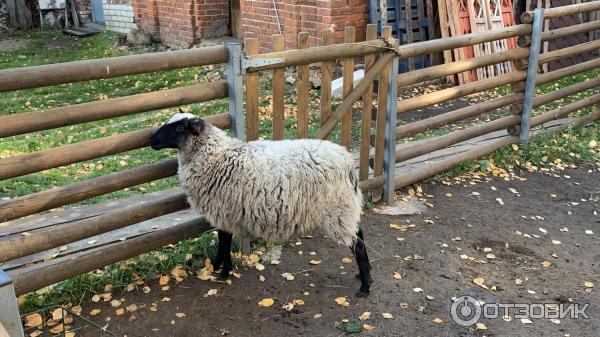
[[355, 288, 370, 297]]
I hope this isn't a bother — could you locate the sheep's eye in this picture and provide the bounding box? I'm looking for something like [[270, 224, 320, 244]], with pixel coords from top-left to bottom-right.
[[176, 125, 185, 132]]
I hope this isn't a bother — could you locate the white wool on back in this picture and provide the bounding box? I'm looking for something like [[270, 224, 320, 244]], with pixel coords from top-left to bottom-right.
[[177, 124, 362, 247], [167, 112, 197, 124]]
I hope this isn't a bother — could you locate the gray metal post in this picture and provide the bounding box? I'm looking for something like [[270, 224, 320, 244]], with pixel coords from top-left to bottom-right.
[[383, 50, 399, 203], [226, 43, 246, 142], [520, 8, 545, 143], [0, 269, 24, 337], [226, 42, 251, 255]]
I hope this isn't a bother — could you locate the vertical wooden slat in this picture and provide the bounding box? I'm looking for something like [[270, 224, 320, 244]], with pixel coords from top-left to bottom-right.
[[230, 0, 242, 39], [359, 24, 378, 185], [245, 38, 259, 141], [296, 32, 310, 139], [341, 26, 355, 148], [541, 0, 551, 73], [437, 0, 455, 84], [447, 0, 466, 84], [425, 0, 436, 65], [380, 0, 388, 26], [374, 26, 392, 191], [320, 30, 333, 126], [272, 35, 285, 140], [405, 0, 415, 71]]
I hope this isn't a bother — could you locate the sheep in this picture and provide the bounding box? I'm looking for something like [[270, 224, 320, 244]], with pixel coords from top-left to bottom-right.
[[150, 112, 373, 296]]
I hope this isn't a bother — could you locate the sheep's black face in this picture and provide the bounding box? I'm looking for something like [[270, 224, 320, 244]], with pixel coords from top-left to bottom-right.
[[150, 113, 205, 150]]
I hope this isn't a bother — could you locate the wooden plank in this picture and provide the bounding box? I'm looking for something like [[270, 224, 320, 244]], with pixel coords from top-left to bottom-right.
[[272, 35, 285, 140], [444, 0, 464, 84], [0, 81, 228, 138], [405, 0, 416, 71], [0, 46, 229, 93], [0, 160, 178, 223], [9, 217, 211, 296], [426, 0, 436, 65], [359, 24, 378, 184], [320, 30, 333, 126], [230, 0, 242, 39], [245, 38, 260, 141], [542, 0, 551, 73], [296, 32, 310, 139], [437, 0, 455, 84], [374, 26, 393, 196], [0, 112, 230, 180], [380, 0, 388, 26], [342, 27, 355, 148]]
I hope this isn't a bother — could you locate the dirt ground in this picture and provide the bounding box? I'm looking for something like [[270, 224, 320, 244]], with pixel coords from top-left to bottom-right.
[[80, 167, 599, 337]]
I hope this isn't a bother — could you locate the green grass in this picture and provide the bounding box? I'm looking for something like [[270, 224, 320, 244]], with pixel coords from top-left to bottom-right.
[[2, 30, 599, 314]]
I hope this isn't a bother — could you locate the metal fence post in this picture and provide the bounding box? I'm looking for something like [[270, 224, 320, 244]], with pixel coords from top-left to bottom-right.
[[520, 8, 545, 143], [0, 269, 24, 337], [383, 48, 399, 203], [226, 42, 251, 255]]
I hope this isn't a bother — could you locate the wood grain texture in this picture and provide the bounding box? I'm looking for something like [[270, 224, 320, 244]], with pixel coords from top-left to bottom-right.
[[245, 38, 260, 141], [320, 30, 333, 126], [359, 24, 378, 183], [374, 26, 392, 184], [272, 35, 286, 140], [296, 32, 310, 138], [342, 26, 355, 148]]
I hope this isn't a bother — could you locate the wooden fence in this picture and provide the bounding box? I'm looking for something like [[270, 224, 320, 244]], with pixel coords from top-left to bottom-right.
[[0, 1, 598, 302]]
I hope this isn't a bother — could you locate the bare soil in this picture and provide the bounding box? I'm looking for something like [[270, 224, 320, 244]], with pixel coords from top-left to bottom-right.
[[80, 167, 599, 337]]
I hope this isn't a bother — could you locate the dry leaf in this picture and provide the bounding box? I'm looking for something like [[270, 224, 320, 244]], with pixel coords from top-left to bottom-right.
[[309, 260, 322, 265], [475, 322, 487, 331], [432, 317, 444, 324], [255, 263, 265, 271], [584, 281, 594, 288], [175, 312, 186, 318], [382, 312, 394, 319], [342, 257, 353, 264], [542, 261, 552, 268], [91, 294, 101, 303], [281, 272, 295, 281], [412, 287, 423, 293], [51, 308, 63, 321], [115, 308, 125, 316], [143, 286, 151, 294], [49, 324, 64, 334], [71, 306, 82, 315], [159, 275, 170, 286], [24, 313, 43, 327], [521, 318, 533, 324], [29, 331, 43, 337], [313, 313, 322, 319], [90, 309, 101, 316], [258, 298, 274, 307], [359, 311, 371, 321], [126, 304, 138, 312], [393, 272, 402, 280], [207, 289, 218, 296], [363, 323, 375, 330], [110, 299, 121, 308], [334, 296, 349, 306], [552, 240, 562, 245]]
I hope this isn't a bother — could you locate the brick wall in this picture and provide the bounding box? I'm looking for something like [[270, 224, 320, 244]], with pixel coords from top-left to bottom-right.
[[241, 0, 368, 52], [129, 0, 230, 47], [103, 0, 137, 33]]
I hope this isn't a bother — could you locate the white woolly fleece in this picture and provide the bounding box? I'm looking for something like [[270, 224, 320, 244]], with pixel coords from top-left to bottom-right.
[[176, 123, 363, 247], [167, 112, 197, 124]]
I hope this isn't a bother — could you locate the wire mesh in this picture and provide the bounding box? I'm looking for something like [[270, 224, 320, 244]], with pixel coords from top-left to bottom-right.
[[21, 305, 115, 337]]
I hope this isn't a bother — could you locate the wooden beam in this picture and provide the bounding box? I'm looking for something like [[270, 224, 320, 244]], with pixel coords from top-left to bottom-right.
[[319, 30, 333, 126], [0, 46, 229, 92], [0, 112, 230, 180], [272, 35, 286, 140], [341, 26, 356, 148], [230, 0, 242, 38], [9, 217, 212, 296], [0, 81, 228, 138], [521, 1, 600, 23], [374, 27, 393, 190], [296, 32, 310, 139], [0, 160, 179, 223], [245, 38, 260, 141], [359, 24, 378, 184], [0, 190, 189, 263]]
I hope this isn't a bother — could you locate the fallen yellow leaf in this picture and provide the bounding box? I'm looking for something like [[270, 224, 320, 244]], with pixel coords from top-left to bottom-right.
[[258, 298, 274, 307]]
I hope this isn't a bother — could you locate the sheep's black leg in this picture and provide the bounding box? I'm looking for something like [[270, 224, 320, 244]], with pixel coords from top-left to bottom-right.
[[351, 228, 372, 297], [212, 230, 227, 270], [217, 231, 233, 280]]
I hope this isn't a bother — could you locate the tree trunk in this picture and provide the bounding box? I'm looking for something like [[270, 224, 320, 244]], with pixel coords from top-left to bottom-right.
[[6, 0, 32, 30]]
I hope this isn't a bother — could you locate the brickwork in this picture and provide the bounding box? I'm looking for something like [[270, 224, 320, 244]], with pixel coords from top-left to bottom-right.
[[240, 0, 368, 52], [103, 0, 137, 33]]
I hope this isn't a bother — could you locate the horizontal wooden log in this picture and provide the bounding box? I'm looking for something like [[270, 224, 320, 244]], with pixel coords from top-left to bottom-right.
[[0, 46, 229, 92], [530, 92, 600, 127], [538, 39, 600, 65], [358, 175, 386, 190], [397, 71, 526, 115], [395, 115, 521, 163], [541, 20, 600, 42], [0, 159, 178, 223], [533, 76, 600, 107], [394, 136, 517, 189], [0, 112, 230, 180], [397, 48, 528, 88], [394, 110, 600, 190], [395, 93, 522, 139], [248, 25, 531, 71], [0, 190, 189, 263], [521, 1, 600, 23], [536, 58, 600, 85], [317, 52, 395, 140], [245, 40, 389, 71], [9, 217, 211, 296], [0, 81, 228, 138]]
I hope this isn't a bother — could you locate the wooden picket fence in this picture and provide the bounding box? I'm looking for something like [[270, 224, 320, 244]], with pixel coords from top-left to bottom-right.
[[0, 1, 598, 314]]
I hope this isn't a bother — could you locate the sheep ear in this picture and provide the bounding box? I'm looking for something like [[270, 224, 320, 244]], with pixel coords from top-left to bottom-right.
[[189, 118, 205, 136]]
